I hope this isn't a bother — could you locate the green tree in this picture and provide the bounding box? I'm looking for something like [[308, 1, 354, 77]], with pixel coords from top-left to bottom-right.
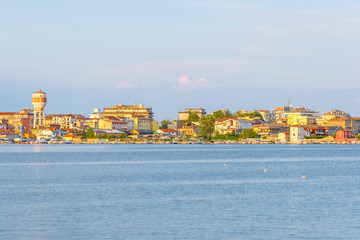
[[199, 115, 215, 139], [239, 129, 259, 139], [100, 133, 109, 139], [119, 133, 127, 139], [187, 113, 200, 123], [161, 120, 170, 129], [85, 127, 95, 138], [212, 110, 226, 119], [356, 135, 360, 139], [212, 110, 234, 119]]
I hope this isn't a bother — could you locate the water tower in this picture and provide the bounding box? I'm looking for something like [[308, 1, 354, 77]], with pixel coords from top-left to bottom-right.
[[32, 90, 47, 128]]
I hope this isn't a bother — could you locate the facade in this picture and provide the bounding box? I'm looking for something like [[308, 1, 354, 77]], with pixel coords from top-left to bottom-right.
[[327, 117, 352, 131], [154, 129, 178, 138], [215, 118, 240, 135], [102, 104, 153, 120], [90, 108, 102, 119], [100, 104, 152, 130], [178, 108, 206, 121], [278, 132, 290, 143], [132, 116, 151, 130], [128, 129, 153, 138], [335, 130, 356, 142], [317, 110, 351, 126], [168, 121, 185, 131], [351, 117, 360, 135], [290, 126, 306, 143], [36, 129, 54, 140], [151, 121, 160, 132], [303, 125, 329, 137], [0, 109, 33, 134], [178, 123, 199, 136], [46, 114, 85, 129], [253, 123, 289, 137], [273, 105, 293, 120], [286, 107, 319, 126]]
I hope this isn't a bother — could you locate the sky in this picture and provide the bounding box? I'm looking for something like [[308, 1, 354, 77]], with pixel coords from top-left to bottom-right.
[[1, 0, 360, 121]]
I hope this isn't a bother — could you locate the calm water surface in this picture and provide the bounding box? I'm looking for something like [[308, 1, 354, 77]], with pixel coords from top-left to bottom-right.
[[0, 144, 360, 239]]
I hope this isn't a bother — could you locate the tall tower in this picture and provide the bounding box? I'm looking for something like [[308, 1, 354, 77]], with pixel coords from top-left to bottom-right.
[[32, 90, 47, 128]]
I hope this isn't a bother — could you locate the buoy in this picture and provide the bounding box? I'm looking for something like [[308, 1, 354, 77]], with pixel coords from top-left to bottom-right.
[[264, 169, 268, 172], [224, 163, 227, 166], [302, 176, 307, 179], [46, 160, 49, 162]]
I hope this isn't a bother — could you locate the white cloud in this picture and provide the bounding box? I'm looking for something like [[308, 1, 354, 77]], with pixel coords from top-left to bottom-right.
[[172, 75, 209, 91]]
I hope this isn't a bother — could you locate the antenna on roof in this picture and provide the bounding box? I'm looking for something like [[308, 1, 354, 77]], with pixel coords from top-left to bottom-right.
[[288, 98, 293, 108]]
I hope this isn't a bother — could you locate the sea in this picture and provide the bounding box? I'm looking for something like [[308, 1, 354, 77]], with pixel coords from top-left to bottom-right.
[[0, 144, 359, 240]]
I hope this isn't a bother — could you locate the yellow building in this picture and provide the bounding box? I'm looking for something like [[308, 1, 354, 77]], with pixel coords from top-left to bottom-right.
[[286, 107, 319, 126], [151, 121, 160, 132], [132, 116, 151, 130], [317, 110, 351, 126], [102, 104, 153, 120], [98, 119, 113, 130], [63, 134, 75, 141], [178, 108, 206, 121]]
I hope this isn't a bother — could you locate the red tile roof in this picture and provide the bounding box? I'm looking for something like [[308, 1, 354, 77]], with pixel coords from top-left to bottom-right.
[[159, 129, 177, 132], [0, 112, 15, 115], [329, 117, 351, 122]]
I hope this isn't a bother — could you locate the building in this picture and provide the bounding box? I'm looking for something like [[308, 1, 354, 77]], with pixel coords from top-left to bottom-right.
[[46, 114, 85, 129], [0, 108, 33, 134], [253, 123, 289, 137], [178, 108, 206, 121], [351, 117, 360, 135], [90, 108, 102, 119], [327, 126, 344, 137], [178, 123, 199, 137], [254, 110, 272, 122], [286, 107, 319, 126], [100, 104, 153, 130], [128, 129, 153, 138], [168, 121, 185, 131], [215, 118, 240, 135], [151, 121, 160, 132], [98, 118, 128, 131], [102, 104, 153, 120], [278, 132, 290, 143], [303, 125, 329, 137], [154, 129, 178, 138], [32, 90, 47, 128], [290, 126, 306, 144], [335, 130, 357, 142], [273, 105, 293, 120], [317, 110, 351, 126], [214, 118, 253, 135], [327, 117, 352, 131]]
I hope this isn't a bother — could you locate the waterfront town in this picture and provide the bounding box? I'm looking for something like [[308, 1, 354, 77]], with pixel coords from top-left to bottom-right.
[[0, 90, 360, 144]]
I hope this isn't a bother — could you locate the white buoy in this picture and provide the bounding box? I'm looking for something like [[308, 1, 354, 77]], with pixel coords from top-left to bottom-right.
[[302, 176, 307, 179], [264, 169, 268, 172]]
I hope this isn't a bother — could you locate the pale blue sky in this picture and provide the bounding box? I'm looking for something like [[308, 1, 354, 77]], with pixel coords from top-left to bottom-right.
[[1, 0, 360, 120]]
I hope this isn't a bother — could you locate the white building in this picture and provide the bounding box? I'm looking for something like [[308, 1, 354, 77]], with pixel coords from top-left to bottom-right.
[[290, 126, 306, 144]]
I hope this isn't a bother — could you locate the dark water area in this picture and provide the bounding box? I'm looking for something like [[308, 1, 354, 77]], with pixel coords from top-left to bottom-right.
[[0, 144, 360, 239]]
